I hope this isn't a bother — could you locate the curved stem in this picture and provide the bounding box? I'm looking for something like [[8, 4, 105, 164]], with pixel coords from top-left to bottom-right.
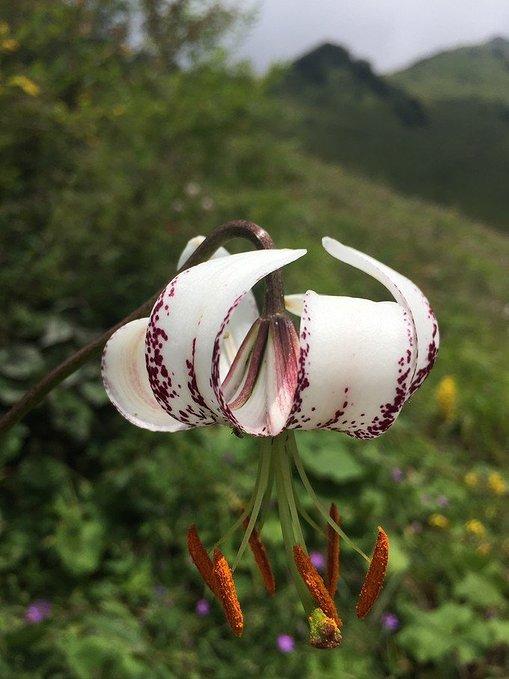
[[0, 220, 283, 436]]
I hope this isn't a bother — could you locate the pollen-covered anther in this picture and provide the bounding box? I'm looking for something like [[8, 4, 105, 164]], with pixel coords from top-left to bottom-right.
[[356, 526, 390, 619], [326, 503, 340, 597], [186, 524, 220, 597], [243, 517, 276, 595], [213, 548, 244, 636], [308, 608, 342, 649], [293, 545, 342, 627]]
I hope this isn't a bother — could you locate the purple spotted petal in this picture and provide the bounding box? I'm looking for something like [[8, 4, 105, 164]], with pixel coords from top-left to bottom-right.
[[145, 248, 306, 431], [286, 238, 438, 438]]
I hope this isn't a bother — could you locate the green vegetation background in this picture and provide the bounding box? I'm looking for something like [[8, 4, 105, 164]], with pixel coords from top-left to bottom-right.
[[0, 2, 507, 677]]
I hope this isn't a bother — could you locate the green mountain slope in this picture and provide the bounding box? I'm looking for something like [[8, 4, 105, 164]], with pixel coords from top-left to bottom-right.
[[277, 41, 509, 231], [390, 37, 509, 104], [217, 152, 508, 454]]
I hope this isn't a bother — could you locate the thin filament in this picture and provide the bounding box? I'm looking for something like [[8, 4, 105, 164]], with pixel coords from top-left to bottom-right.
[[327, 503, 340, 598], [289, 433, 370, 563], [232, 437, 272, 569]]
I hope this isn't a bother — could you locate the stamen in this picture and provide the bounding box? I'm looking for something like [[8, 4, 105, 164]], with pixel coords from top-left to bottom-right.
[[227, 320, 269, 410], [293, 545, 342, 627], [187, 525, 220, 597], [213, 548, 244, 636], [243, 517, 276, 595], [289, 433, 370, 563], [326, 503, 340, 597], [356, 527, 389, 619], [308, 608, 342, 649]]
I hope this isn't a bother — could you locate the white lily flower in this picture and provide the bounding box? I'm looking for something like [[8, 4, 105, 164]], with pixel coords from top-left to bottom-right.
[[102, 236, 306, 436], [100, 224, 439, 645], [102, 235, 438, 440]]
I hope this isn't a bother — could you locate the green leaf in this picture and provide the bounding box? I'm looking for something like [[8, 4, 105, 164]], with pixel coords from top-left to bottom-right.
[[299, 434, 364, 483], [53, 501, 105, 576], [454, 571, 504, 608]]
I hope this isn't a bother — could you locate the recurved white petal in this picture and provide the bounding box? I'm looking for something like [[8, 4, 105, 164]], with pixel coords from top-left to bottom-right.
[[322, 237, 439, 393], [177, 235, 259, 374], [101, 318, 188, 432], [287, 294, 415, 438], [284, 294, 305, 317], [145, 248, 306, 430]]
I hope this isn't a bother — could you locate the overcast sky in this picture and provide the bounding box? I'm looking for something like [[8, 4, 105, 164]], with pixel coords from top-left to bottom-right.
[[235, 0, 509, 74]]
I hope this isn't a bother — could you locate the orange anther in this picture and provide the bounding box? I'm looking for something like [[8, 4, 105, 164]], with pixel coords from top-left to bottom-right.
[[356, 527, 389, 619], [293, 545, 341, 627], [243, 517, 276, 595], [213, 548, 244, 637], [186, 525, 220, 597]]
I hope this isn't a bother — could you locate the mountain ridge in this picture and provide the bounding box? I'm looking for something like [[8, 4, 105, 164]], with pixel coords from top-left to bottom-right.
[[276, 38, 509, 231]]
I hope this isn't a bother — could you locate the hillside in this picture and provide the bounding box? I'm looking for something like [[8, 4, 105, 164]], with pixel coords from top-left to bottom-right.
[[284, 42, 427, 126], [390, 36, 509, 104], [277, 41, 509, 231]]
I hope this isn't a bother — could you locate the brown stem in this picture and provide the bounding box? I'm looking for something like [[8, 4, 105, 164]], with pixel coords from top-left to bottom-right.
[[0, 220, 283, 436]]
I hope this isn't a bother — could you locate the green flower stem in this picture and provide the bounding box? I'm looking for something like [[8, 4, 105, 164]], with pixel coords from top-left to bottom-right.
[[273, 435, 314, 615], [288, 431, 370, 564]]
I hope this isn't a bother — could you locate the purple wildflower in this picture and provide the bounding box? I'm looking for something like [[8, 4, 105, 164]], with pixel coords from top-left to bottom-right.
[[154, 584, 168, 598], [195, 598, 210, 616], [277, 634, 295, 653], [436, 495, 449, 507], [391, 467, 404, 483], [309, 551, 325, 572], [25, 600, 52, 624], [381, 612, 400, 631], [409, 521, 423, 534]]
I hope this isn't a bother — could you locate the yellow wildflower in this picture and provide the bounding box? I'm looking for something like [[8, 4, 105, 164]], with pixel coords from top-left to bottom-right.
[[1, 38, 19, 52], [465, 519, 486, 537], [428, 513, 449, 529], [0, 21, 9, 36], [436, 375, 457, 422], [488, 471, 506, 495], [9, 75, 40, 97], [476, 542, 492, 556], [111, 104, 126, 117], [464, 471, 479, 487]]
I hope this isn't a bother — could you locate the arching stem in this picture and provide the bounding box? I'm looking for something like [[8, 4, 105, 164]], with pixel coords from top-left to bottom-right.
[[0, 220, 283, 436]]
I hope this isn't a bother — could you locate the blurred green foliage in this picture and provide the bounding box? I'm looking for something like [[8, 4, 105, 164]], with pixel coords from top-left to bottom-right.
[[0, 1, 508, 677]]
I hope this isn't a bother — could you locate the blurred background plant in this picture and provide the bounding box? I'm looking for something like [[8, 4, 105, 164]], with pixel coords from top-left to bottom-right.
[[0, 1, 507, 677]]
